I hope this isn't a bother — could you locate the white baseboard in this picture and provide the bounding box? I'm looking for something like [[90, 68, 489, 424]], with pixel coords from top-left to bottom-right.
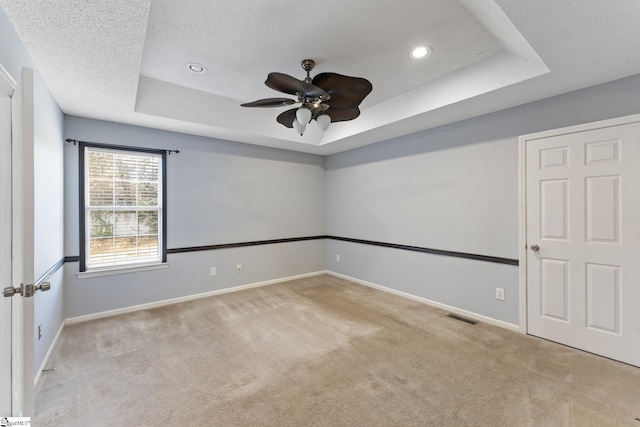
[[34, 320, 65, 388], [327, 271, 521, 332], [65, 270, 328, 325]]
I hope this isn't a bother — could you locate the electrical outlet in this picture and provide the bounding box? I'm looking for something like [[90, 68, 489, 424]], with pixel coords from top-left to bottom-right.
[[336, 254, 340, 262], [236, 264, 243, 273], [210, 267, 216, 276], [38, 324, 42, 340], [496, 288, 505, 301]]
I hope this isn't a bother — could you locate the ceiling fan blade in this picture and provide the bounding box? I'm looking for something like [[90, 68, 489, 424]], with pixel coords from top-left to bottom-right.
[[241, 98, 297, 108], [266, 73, 326, 98], [276, 108, 297, 128], [326, 107, 361, 123], [312, 72, 372, 110]]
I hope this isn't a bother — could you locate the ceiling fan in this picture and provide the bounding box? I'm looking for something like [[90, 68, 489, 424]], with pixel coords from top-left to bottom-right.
[[241, 59, 372, 136]]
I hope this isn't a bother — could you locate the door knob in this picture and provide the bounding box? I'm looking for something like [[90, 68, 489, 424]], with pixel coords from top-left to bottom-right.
[[3, 285, 22, 297], [531, 244, 540, 252], [3, 282, 50, 298]]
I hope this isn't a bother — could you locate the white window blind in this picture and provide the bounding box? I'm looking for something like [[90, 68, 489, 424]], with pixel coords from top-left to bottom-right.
[[84, 147, 163, 269]]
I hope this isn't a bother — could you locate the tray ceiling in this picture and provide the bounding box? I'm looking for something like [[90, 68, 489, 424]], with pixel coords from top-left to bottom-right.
[[1, 0, 640, 154]]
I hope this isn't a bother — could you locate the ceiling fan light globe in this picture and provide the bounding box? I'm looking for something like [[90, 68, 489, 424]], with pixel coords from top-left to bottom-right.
[[296, 107, 312, 125], [316, 114, 331, 131], [293, 118, 305, 136]]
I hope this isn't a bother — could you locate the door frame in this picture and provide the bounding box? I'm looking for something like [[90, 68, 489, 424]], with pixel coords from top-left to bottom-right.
[[518, 113, 640, 334], [0, 63, 16, 415]]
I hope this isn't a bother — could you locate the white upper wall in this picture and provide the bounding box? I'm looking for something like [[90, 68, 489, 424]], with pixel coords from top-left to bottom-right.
[[327, 74, 640, 258], [63, 116, 326, 256]]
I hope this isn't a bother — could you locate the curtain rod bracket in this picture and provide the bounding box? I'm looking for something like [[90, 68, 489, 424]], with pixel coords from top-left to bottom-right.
[[65, 138, 77, 146]]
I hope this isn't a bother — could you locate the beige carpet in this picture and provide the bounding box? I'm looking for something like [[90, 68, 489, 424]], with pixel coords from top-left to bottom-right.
[[35, 274, 640, 426]]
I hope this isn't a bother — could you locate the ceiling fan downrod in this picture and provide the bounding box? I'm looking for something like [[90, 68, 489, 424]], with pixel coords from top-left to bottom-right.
[[301, 59, 315, 83], [294, 59, 331, 135]]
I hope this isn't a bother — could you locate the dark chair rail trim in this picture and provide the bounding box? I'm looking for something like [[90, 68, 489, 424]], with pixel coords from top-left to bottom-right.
[[167, 235, 326, 254], [63, 236, 518, 266], [327, 236, 518, 266], [35, 257, 65, 286]]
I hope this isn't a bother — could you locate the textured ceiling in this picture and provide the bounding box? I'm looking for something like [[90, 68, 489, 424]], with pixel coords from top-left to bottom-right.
[[1, 0, 640, 154]]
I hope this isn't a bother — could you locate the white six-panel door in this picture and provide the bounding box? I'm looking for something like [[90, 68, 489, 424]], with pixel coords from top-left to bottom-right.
[[0, 66, 35, 416], [525, 120, 640, 367]]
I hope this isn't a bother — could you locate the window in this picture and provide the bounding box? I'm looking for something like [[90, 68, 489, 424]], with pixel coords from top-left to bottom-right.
[[79, 144, 166, 271]]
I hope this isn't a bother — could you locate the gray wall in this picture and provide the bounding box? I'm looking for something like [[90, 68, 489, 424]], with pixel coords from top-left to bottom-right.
[[0, 7, 65, 376], [326, 74, 640, 325], [63, 117, 327, 318]]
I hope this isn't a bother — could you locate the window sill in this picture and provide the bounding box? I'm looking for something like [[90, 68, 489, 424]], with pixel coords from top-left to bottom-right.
[[77, 262, 169, 279]]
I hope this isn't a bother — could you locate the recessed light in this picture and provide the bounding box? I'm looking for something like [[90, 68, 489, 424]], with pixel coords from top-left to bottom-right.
[[411, 46, 432, 59], [186, 63, 207, 73]]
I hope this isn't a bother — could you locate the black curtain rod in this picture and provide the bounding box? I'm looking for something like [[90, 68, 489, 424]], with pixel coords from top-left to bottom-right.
[[65, 138, 179, 154]]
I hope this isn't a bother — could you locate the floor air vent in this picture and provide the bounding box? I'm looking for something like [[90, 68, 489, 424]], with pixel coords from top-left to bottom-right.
[[446, 313, 477, 325]]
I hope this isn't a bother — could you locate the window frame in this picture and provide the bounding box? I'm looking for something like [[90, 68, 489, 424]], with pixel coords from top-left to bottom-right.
[[79, 142, 167, 272]]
